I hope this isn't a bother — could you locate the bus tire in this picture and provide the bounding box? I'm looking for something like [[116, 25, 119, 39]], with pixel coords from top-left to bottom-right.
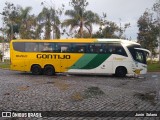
[[115, 66, 127, 77], [31, 65, 42, 75], [43, 65, 55, 76]]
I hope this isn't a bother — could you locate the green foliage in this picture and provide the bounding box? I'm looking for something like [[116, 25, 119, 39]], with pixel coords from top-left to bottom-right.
[[38, 1, 62, 39], [137, 9, 159, 54], [0, 0, 132, 39], [19, 7, 36, 39], [92, 13, 130, 39], [0, 61, 10, 69], [62, 0, 100, 38], [0, 51, 3, 61], [147, 62, 160, 72], [1, 2, 21, 41], [137, 0, 160, 60]]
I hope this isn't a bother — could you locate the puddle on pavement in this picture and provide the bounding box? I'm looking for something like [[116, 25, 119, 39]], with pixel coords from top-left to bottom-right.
[[4, 93, 10, 95], [84, 86, 105, 98], [71, 86, 105, 101], [17, 85, 30, 91], [54, 80, 70, 91], [152, 75, 158, 78], [46, 81, 55, 84], [134, 91, 157, 106]]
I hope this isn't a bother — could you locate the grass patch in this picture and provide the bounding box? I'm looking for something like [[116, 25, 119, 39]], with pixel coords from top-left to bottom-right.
[[0, 61, 10, 69], [134, 91, 157, 105], [147, 62, 160, 72]]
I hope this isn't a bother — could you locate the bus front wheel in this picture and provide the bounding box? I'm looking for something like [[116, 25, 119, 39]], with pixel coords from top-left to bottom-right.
[[43, 65, 55, 76], [115, 67, 127, 77], [31, 65, 42, 75]]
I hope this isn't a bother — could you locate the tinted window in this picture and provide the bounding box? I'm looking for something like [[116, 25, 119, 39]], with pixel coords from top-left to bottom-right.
[[59, 43, 71, 53], [127, 45, 146, 64], [25, 43, 38, 52], [13, 42, 60, 52], [13, 42, 25, 52], [103, 43, 128, 56], [73, 44, 87, 53], [12, 42, 127, 56], [40, 43, 56, 52]]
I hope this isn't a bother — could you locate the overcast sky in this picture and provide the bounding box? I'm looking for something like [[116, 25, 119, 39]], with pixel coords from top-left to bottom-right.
[[0, 0, 156, 39]]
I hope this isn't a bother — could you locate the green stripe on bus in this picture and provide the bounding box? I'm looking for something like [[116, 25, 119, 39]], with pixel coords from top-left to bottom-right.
[[70, 54, 97, 69], [80, 54, 111, 69]]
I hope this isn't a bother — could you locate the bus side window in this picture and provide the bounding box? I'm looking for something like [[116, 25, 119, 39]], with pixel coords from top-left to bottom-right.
[[33, 43, 39, 52], [89, 44, 95, 53], [25, 43, 37, 52], [39, 43, 44, 52], [13, 42, 25, 52], [78, 47, 85, 53], [51, 43, 60, 52], [103, 44, 113, 54], [108, 47, 114, 54], [98, 44, 105, 53], [59, 43, 71, 53], [115, 45, 128, 57], [74, 44, 87, 53]]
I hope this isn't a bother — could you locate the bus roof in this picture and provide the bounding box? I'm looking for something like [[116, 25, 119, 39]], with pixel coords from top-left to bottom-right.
[[11, 38, 140, 45]]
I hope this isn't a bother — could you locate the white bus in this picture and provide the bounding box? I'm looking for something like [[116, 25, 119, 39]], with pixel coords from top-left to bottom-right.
[[10, 39, 150, 77]]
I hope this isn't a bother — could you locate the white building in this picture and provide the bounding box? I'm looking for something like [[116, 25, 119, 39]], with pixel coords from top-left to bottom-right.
[[0, 43, 10, 60]]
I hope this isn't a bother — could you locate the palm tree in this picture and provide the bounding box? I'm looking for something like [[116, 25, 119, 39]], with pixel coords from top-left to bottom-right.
[[38, 7, 61, 39], [19, 6, 35, 39], [62, 3, 100, 38], [1, 2, 20, 40], [38, 7, 51, 39], [51, 9, 61, 39]]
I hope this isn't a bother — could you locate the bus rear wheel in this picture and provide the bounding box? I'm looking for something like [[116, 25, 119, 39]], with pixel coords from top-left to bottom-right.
[[115, 67, 127, 77], [31, 65, 42, 75], [43, 65, 55, 76]]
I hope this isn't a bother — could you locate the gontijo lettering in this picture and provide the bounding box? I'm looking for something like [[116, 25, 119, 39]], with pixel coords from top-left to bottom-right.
[[36, 54, 71, 59]]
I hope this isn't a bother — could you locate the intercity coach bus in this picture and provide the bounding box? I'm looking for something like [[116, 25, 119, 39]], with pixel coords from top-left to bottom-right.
[[10, 39, 150, 77]]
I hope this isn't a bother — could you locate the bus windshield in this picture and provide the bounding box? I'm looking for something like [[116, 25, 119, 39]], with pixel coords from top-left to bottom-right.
[[127, 45, 147, 64]]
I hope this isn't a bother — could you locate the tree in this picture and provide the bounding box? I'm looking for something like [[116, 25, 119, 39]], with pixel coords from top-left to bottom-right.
[[62, 0, 100, 38], [118, 19, 130, 39], [38, 7, 52, 39], [137, 9, 159, 61], [19, 6, 36, 39], [38, 7, 61, 39], [153, 0, 160, 63], [92, 13, 120, 38], [92, 22, 119, 38], [38, 0, 62, 39], [1, 2, 20, 41]]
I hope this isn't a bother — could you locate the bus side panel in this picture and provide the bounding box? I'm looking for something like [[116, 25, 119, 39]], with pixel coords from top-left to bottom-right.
[[93, 55, 113, 74], [67, 53, 113, 74], [111, 54, 133, 74], [10, 59, 26, 71], [10, 53, 27, 71], [60, 53, 84, 72], [25, 53, 61, 72]]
